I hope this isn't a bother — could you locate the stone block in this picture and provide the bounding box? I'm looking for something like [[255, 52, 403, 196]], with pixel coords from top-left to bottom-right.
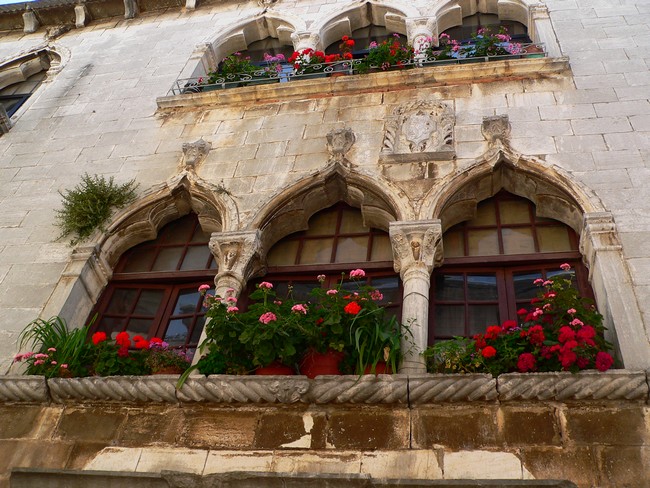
[[117, 406, 183, 446], [306, 375, 407, 404], [554, 134, 607, 152], [84, 446, 141, 472], [55, 407, 126, 442], [0, 405, 47, 439], [326, 407, 409, 449], [177, 407, 258, 449], [443, 450, 526, 479], [519, 447, 599, 487], [0, 439, 74, 473], [500, 406, 561, 446], [409, 374, 497, 403], [254, 409, 326, 449], [136, 447, 208, 474], [203, 450, 273, 474], [563, 406, 646, 445], [360, 450, 442, 479], [597, 446, 650, 485], [572, 117, 632, 135], [411, 405, 500, 450], [272, 451, 361, 475], [65, 442, 109, 470], [539, 104, 596, 120]]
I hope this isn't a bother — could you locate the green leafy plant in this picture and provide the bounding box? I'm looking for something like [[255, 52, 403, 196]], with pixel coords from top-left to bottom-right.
[[56, 174, 138, 245], [12, 316, 95, 378], [144, 339, 191, 373], [424, 264, 615, 376], [90, 331, 149, 376], [357, 34, 413, 73]]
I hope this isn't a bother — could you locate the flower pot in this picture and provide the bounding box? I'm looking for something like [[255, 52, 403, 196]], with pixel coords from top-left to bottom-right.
[[255, 362, 295, 375], [300, 349, 344, 379], [364, 362, 392, 375]]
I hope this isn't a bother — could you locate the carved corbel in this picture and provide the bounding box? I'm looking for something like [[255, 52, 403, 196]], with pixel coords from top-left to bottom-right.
[[74, 3, 91, 28], [579, 212, 622, 274], [405, 17, 437, 59], [389, 220, 443, 278], [326, 128, 356, 167], [181, 138, 211, 172], [209, 230, 265, 294], [290, 31, 321, 52], [23, 6, 40, 33], [124, 0, 138, 19]]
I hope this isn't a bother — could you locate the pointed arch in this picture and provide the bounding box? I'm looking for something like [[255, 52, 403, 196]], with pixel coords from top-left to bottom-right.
[[250, 164, 410, 253], [99, 173, 238, 269], [312, 0, 418, 49]]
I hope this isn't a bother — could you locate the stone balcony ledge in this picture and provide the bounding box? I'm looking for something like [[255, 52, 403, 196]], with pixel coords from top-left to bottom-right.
[[0, 370, 647, 405], [155, 56, 571, 111]]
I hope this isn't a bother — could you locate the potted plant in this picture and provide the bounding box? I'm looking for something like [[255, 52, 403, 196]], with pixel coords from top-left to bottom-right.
[[89, 331, 150, 376], [288, 48, 330, 79], [356, 34, 413, 74], [423, 264, 615, 376], [461, 26, 522, 59], [142, 338, 191, 374], [206, 52, 257, 88]]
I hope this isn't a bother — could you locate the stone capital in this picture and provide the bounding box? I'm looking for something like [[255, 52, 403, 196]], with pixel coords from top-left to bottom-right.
[[209, 230, 265, 295], [579, 212, 622, 269], [290, 31, 320, 52], [389, 220, 443, 278]]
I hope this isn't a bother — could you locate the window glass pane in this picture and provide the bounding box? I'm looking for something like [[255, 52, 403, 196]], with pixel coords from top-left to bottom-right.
[[513, 272, 542, 300], [180, 246, 212, 270], [371, 234, 393, 261], [99, 317, 125, 337], [126, 318, 152, 336], [467, 229, 499, 255], [305, 211, 337, 235], [502, 228, 535, 255], [335, 236, 368, 263], [151, 247, 183, 271], [173, 289, 201, 315], [133, 289, 165, 315], [468, 305, 500, 335], [470, 200, 496, 226], [121, 247, 155, 272], [164, 319, 190, 346], [435, 274, 465, 301], [190, 316, 206, 344], [289, 282, 315, 302], [370, 276, 400, 304], [467, 274, 498, 300], [547, 269, 577, 288], [267, 240, 299, 266], [443, 229, 464, 258], [339, 209, 366, 233], [105, 289, 138, 314], [499, 200, 531, 224], [433, 305, 465, 338], [163, 218, 196, 244], [538, 226, 573, 252], [300, 238, 334, 264]]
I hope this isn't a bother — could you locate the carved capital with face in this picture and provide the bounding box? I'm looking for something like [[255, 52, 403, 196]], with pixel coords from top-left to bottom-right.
[[389, 220, 443, 277]]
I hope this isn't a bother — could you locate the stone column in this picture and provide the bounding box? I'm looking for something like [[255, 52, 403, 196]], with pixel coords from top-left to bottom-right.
[[406, 17, 436, 62], [191, 230, 265, 365], [390, 220, 443, 373], [290, 31, 321, 52], [580, 213, 650, 369]]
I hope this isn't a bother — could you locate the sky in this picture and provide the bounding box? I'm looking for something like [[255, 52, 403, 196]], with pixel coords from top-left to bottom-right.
[[0, 0, 37, 5]]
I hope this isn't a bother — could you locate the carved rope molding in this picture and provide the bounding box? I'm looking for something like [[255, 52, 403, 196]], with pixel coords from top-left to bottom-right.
[[0, 371, 648, 404]]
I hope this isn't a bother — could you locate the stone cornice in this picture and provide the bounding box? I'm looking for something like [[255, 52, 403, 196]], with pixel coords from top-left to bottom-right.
[[1, 370, 648, 405], [156, 57, 571, 111]]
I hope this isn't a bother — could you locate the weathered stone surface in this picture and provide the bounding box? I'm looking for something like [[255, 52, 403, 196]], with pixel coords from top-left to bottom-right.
[[409, 374, 498, 403], [498, 371, 649, 402], [443, 450, 527, 480], [254, 408, 327, 449], [54, 407, 126, 442], [48, 376, 179, 403], [412, 405, 500, 450], [326, 407, 410, 449], [563, 406, 646, 445], [177, 376, 310, 403], [117, 406, 183, 446], [306, 375, 407, 404], [176, 407, 258, 449], [519, 447, 600, 487], [500, 406, 561, 446], [0, 439, 74, 473], [597, 446, 650, 486], [0, 405, 46, 439], [0, 376, 48, 403]]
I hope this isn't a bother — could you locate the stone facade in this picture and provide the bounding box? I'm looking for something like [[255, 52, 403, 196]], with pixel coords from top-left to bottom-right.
[[1, 0, 650, 485]]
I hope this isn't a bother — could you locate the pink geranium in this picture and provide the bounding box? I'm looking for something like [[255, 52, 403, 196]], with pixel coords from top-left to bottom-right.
[[259, 312, 277, 324]]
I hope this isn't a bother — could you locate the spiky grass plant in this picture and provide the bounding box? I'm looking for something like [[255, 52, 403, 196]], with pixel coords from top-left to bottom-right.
[[56, 174, 138, 245]]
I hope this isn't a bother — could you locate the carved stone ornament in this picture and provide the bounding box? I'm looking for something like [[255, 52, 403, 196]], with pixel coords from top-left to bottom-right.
[[389, 220, 443, 276], [326, 127, 356, 164], [382, 101, 454, 157], [481, 114, 511, 146], [181, 138, 211, 171], [209, 230, 264, 290]]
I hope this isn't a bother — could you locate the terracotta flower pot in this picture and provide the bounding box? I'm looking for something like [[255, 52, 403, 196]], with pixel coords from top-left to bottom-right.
[[255, 362, 295, 375], [300, 349, 344, 379], [364, 362, 392, 375]]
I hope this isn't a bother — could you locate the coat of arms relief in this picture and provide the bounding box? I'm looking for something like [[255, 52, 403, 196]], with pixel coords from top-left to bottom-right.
[[379, 100, 455, 181]]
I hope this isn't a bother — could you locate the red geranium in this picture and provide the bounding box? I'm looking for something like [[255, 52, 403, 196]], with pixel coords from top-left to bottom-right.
[[92, 331, 107, 345], [558, 326, 575, 343], [485, 325, 502, 340], [517, 352, 536, 372], [595, 351, 614, 371], [344, 301, 362, 315], [481, 346, 497, 358], [115, 331, 131, 348]]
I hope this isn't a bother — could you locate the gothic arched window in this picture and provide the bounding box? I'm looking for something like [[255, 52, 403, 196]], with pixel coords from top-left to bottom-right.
[[261, 203, 401, 315], [90, 214, 216, 351], [430, 192, 592, 342]]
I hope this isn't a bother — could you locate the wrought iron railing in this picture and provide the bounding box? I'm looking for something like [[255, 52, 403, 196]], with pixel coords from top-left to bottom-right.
[[168, 43, 546, 96]]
